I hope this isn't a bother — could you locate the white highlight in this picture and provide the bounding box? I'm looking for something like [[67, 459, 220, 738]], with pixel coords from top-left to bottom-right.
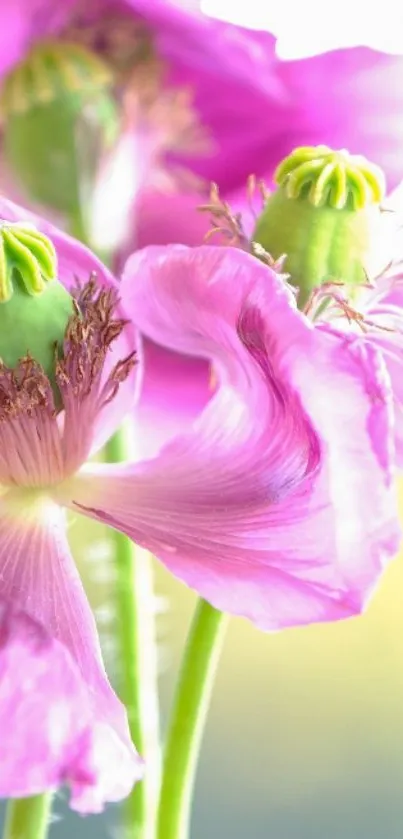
[[200, 0, 403, 59], [89, 132, 142, 255]]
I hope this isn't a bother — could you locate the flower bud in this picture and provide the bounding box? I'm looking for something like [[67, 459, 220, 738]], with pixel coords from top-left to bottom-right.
[[1, 41, 119, 229], [253, 146, 386, 306], [0, 223, 73, 385]]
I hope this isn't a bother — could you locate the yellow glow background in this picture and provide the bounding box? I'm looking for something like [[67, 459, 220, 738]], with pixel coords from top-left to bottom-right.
[[54, 484, 403, 838]]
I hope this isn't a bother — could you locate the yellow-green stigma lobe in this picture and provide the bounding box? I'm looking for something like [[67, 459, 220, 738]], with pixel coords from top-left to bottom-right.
[[275, 146, 385, 209], [1, 41, 119, 220], [0, 222, 56, 302], [253, 145, 386, 306], [0, 223, 73, 385]]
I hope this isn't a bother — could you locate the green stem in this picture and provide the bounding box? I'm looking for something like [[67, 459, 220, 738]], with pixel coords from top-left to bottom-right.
[[106, 422, 161, 839], [157, 599, 228, 839], [67, 214, 161, 837], [3, 794, 52, 839], [69, 204, 89, 244]]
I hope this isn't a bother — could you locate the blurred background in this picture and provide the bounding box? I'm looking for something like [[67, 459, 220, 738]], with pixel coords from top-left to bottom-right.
[[2, 503, 402, 839]]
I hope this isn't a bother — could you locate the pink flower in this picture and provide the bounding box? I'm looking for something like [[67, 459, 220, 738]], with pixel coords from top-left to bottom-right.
[[130, 36, 403, 455], [0, 197, 142, 811], [75, 242, 400, 631]]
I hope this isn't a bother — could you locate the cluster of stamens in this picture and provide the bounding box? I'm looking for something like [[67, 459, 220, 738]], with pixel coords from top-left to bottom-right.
[[303, 281, 396, 334], [199, 183, 250, 249], [199, 182, 289, 274], [63, 13, 157, 84], [0, 357, 54, 422], [0, 274, 136, 423]]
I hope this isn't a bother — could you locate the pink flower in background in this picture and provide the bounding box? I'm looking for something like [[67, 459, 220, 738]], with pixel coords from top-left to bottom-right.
[[0, 0, 276, 235], [135, 39, 403, 250], [4, 1, 403, 242]]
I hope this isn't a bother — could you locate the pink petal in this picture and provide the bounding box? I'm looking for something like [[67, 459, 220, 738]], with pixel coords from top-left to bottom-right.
[[0, 598, 141, 812], [0, 0, 74, 75], [278, 49, 403, 190], [0, 492, 141, 810], [59, 246, 400, 631], [316, 269, 403, 469], [163, 44, 403, 194], [134, 189, 213, 250], [365, 333, 403, 467], [0, 196, 140, 453], [124, 0, 280, 94], [343, 276, 403, 469], [132, 339, 213, 460]]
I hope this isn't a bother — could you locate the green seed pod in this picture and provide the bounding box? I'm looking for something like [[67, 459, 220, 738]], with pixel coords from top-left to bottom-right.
[[253, 145, 386, 306], [0, 222, 73, 385], [1, 41, 119, 226]]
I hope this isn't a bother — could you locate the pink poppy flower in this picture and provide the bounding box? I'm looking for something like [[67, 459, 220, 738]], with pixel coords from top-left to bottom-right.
[[0, 197, 142, 811], [131, 35, 403, 452], [69, 242, 401, 631]]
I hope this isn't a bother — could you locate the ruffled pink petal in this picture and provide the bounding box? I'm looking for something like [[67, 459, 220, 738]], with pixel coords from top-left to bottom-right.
[[0, 196, 140, 453], [163, 45, 403, 194], [278, 49, 403, 191], [0, 491, 141, 810], [0, 597, 141, 811], [365, 332, 403, 466], [326, 273, 403, 469], [58, 245, 400, 631]]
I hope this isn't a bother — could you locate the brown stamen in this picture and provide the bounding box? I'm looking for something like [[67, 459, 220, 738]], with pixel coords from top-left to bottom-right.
[[199, 182, 290, 277], [0, 356, 55, 421], [199, 183, 251, 249], [0, 274, 136, 422], [56, 273, 137, 406], [304, 281, 396, 334]]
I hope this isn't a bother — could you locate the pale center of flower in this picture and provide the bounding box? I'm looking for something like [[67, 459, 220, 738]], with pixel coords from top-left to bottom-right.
[[1, 485, 60, 522]]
